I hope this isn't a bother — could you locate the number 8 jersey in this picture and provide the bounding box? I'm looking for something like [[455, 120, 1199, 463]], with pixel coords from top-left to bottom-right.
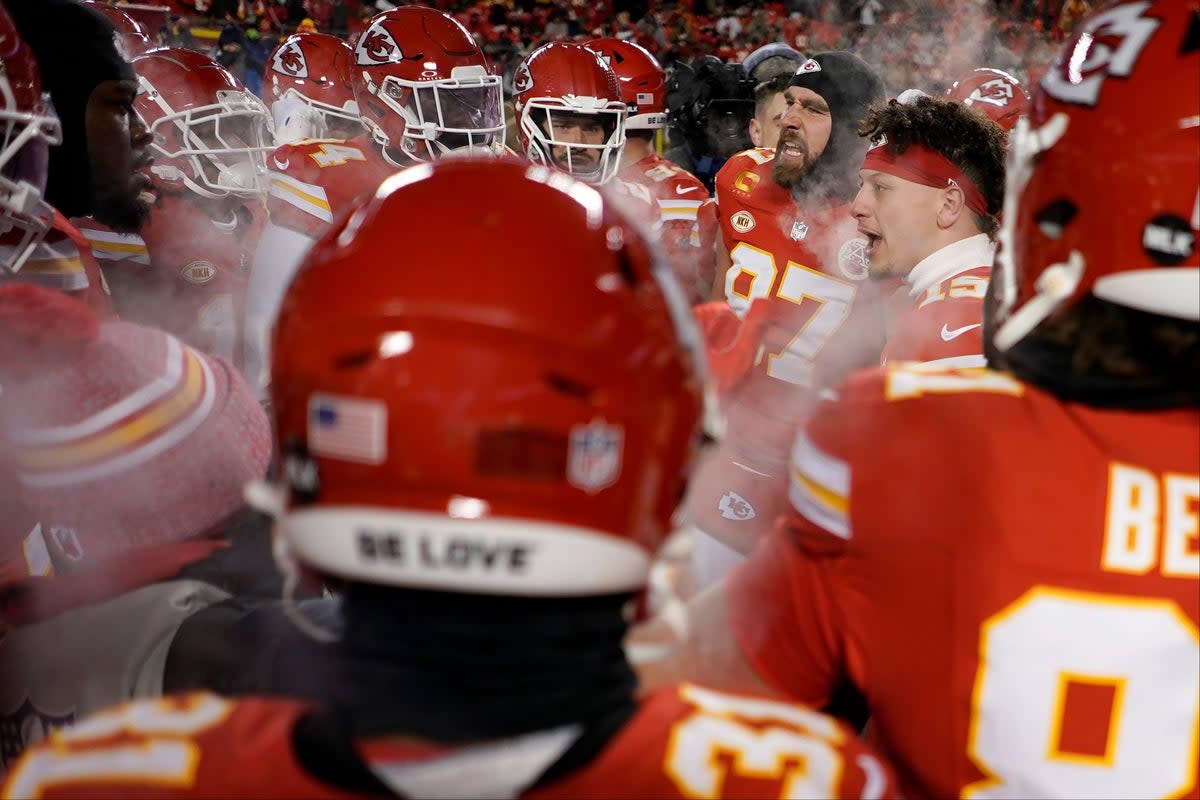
[[726, 362, 1200, 799]]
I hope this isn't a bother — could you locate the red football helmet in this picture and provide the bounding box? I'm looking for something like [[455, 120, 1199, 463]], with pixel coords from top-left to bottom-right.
[[254, 159, 705, 598], [81, 0, 155, 59], [133, 48, 274, 200], [0, 0, 62, 276], [992, 0, 1200, 353], [266, 32, 361, 144], [587, 38, 667, 131], [350, 7, 504, 164], [946, 67, 1029, 132], [513, 42, 627, 185]]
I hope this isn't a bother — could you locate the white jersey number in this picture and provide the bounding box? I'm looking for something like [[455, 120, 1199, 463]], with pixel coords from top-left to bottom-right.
[[724, 242, 856, 386], [966, 587, 1199, 798]]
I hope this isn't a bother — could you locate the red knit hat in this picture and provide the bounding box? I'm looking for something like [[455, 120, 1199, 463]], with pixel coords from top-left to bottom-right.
[[0, 284, 271, 589]]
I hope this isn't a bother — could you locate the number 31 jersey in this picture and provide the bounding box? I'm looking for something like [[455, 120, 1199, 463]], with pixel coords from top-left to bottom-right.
[[727, 363, 1200, 799], [2, 686, 898, 799]]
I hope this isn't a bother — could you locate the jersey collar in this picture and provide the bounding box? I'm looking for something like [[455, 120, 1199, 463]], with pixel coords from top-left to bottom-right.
[[906, 233, 994, 297]]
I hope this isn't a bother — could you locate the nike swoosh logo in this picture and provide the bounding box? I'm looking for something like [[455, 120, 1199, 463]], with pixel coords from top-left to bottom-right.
[[675, 185, 700, 195], [272, 157, 290, 170], [940, 323, 982, 341]]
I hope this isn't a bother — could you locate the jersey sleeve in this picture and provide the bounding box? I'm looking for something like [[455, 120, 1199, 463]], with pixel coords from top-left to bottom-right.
[[263, 139, 377, 238], [724, 379, 873, 706]]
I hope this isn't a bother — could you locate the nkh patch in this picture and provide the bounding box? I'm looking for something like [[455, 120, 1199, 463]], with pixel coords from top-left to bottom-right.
[[567, 419, 623, 493], [308, 393, 387, 464]]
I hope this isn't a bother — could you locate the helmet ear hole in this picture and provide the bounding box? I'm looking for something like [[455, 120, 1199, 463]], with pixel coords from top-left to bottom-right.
[[1034, 198, 1078, 240]]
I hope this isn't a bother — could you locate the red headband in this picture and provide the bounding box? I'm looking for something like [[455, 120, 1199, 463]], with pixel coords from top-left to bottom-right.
[[861, 142, 989, 217]]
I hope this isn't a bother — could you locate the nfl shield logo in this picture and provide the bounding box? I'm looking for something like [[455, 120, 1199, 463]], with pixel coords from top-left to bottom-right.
[[790, 221, 809, 241], [567, 419, 624, 494]]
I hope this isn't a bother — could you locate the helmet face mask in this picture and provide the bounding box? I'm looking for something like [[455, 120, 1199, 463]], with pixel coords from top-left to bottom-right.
[[520, 101, 626, 185], [351, 8, 505, 164], [134, 50, 275, 200], [0, 10, 61, 275], [267, 33, 361, 143], [513, 43, 628, 185], [142, 83, 274, 198], [374, 66, 505, 160]]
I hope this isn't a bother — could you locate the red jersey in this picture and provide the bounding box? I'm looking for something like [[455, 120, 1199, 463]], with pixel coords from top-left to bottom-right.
[[688, 148, 888, 553], [264, 136, 397, 239], [882, 234, 992, 368], [2, 687, 898, 799], [728, 362, 1200, 799], [75, 196, 263, 367], [619, 153, 711, 302], [0, 212, 114, 320]]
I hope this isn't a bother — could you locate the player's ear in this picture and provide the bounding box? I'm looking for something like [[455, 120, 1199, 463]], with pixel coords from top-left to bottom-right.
[[937, 180, 967, 229], [748, 118, 762, 148]]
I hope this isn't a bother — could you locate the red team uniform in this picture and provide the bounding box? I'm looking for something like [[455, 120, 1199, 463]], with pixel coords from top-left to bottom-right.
[[881, 234, 992, 368], [619, 153, 710, 301], [1, 686, 898, 799], [75, 196, 263, 366], [727, 364, 1200, 798], [263, 135, 392, 240], [688, 147, 886, 550]]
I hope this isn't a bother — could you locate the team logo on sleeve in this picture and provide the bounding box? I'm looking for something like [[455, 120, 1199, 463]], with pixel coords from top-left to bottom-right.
[[718, 490, 756, 521], [355, 22, 404, 66], [272, 40, 308, 77], [567, 419, 623, 494]]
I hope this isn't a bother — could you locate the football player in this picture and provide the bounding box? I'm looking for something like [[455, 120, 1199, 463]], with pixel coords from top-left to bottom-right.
[[588, 38, 711, 302], [3, 158, 899, 800], [242, 5, 504, 396], [513, 41, 629, 188], [945, 67, 1030, 133], [0, 4, 112, 318], [75, 47, 273, 367], [686, 52, 890, 568], [639, 3, 1200, 797], [264, 32, 363, 145], [853, 93, 1007, 367]]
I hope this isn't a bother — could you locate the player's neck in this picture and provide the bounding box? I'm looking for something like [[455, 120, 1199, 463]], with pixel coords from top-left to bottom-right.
[[321, 583, 639, 743], [622, 136, 654, 166]]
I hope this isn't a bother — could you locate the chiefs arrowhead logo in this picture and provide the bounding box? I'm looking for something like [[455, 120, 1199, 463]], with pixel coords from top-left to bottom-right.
[[354, 22, 403, 66], [795, 58, 821, 75], [272, 40, 308, 78], [512, 62, 534, 95], [965, 78, 1015, 109]]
